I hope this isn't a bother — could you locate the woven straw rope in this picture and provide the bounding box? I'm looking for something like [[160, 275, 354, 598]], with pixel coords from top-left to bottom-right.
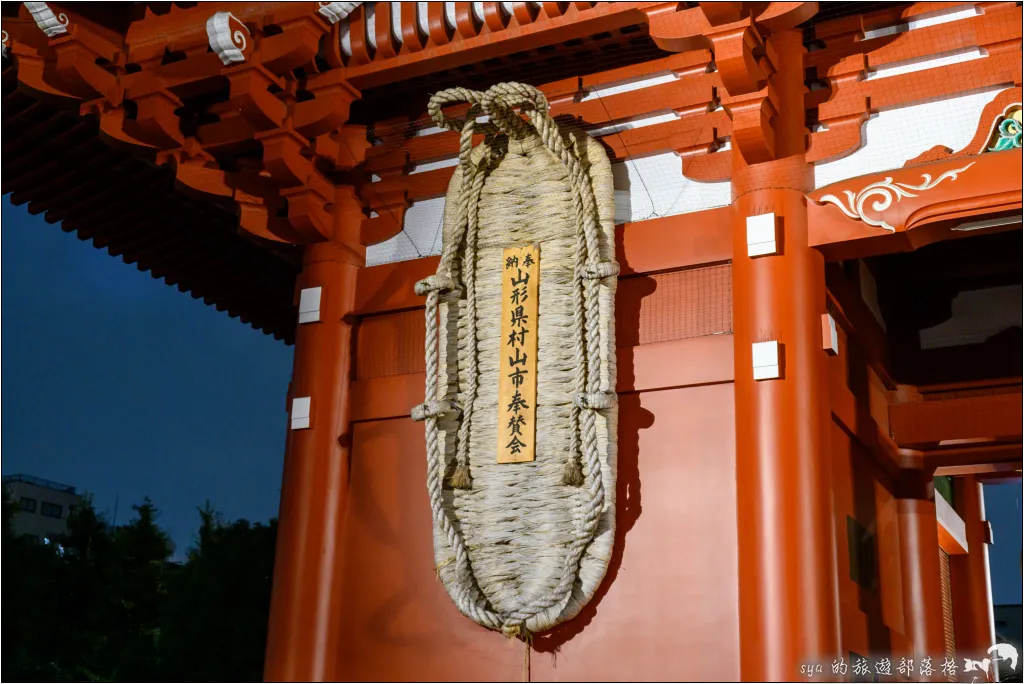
[[413, 83, 618, 636]]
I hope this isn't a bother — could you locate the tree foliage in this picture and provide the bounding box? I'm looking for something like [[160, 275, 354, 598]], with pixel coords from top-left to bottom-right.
[[2, 492, 276, 682], [159, 503, 277, 682]]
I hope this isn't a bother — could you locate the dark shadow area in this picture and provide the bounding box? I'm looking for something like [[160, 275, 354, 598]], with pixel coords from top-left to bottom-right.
[[849, 447, 894, 657], [870, 229, 1022, 384]]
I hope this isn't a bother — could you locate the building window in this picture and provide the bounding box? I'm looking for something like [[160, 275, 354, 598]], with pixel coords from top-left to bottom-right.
[[40, 502, 63, 519], [18, 496, 37, 514], [847, 516, 878, 591]]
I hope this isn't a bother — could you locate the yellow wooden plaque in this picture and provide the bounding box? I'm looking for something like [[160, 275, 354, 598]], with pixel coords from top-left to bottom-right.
[[497, 245, 539, 464]]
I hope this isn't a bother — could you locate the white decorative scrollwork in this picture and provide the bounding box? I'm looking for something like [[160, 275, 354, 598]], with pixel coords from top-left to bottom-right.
[[2, 30, 9, 58], [206, 11, 249, 66], [317, 1, 363, 24], [818, 162, 975, 232], [24, 2, 69, 37]]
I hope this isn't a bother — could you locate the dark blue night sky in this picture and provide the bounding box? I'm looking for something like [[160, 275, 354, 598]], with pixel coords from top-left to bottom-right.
[[1, 197, 1020, 603], [2, 199, 293, 557]]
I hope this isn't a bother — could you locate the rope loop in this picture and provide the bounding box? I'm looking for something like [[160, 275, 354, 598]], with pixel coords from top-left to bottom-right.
[[574, 391, 618, 411], [583, 260, 620, 280], [414, 274, 457, 297], [411, 400, 456, 422], [427, 87, 483, 130], [480, 82, 549, 140], [427, 87, 502, 139]]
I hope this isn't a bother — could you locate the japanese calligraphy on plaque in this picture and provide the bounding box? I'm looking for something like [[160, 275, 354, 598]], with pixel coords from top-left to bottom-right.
[[497, 245, 539, 464]]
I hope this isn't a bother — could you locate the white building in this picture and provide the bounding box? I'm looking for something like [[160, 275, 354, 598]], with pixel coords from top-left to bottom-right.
[[3, 474, 82, 543]]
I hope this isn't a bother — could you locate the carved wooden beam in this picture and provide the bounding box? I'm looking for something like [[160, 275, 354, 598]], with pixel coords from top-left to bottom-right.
[[808, 152, 1023, 260], [358, 152, 410, 247], [806, 3, 1022, 164], [6, 3, 371, 249]]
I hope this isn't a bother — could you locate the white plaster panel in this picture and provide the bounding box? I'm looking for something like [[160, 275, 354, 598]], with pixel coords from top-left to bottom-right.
[[367, 152, 731, 266], [366, 197, 445, 267], [581, 72, 679, 101], [864, 47, 985, 81], [814, 86, 1005, 189], [613, 152, 730, 224], [862, 4, 978, 40], [410, 157, 460, 175], [587, 110, 679, 138]]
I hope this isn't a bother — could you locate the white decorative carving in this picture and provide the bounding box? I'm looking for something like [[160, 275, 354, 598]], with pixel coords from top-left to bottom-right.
[[317, 1, 363, 24], [818, 162, 975, 232], [206, 11, 249, 65], [24, 2, 69, 37], [2, 30, 9, 58]]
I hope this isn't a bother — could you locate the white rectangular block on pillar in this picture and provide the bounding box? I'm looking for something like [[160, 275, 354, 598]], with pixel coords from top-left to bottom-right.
[[291, 397, 312, 430], [752, 341, 780, 380], [822, 313, 839, 355], [746, 212, 778, 257], [298, 287, 322, 324]]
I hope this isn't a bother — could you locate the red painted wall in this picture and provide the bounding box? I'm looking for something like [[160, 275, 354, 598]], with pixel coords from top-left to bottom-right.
[[334, 381, 739, 681]]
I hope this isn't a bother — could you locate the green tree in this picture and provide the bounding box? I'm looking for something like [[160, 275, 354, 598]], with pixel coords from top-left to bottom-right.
[[159, 502, 277, 682], [3, 492, 276, 682], [53, 493, 120, 682], [108, 498, 173, 681], [2, 489, 63, 681]]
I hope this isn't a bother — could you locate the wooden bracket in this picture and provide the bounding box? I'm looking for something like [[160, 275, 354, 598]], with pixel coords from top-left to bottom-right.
[[708, 20, 770, 96], [359, 164, 411, 246], [259, 14, 330, 75], [293, 71, 361, 139], [645, 2, 815, 164], [228, 64, 287, 131], [123, 88, 186, 149], [723, 83, 779, 165], [257, 127, 316, 188], [51, 38, 117, 100]]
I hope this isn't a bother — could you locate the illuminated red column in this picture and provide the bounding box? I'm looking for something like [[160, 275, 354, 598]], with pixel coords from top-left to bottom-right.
[[896, 476, 946, 665], [731, 30, 840, 681], [950, 475, 996, 658], [264, 187, 365, 682]]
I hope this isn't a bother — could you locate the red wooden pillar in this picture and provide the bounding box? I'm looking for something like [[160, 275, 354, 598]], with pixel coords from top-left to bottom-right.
[[731, 30, 840, 680], [950, 475, 996, 658], [896, 476, 946, 664], [264, 187, 366, 682]]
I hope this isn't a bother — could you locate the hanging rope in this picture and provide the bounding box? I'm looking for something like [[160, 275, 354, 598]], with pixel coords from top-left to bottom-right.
[[412, 82, 619, 639]]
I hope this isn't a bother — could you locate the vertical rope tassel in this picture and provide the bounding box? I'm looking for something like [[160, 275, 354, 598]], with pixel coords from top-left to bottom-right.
[[561, 458, 585, 487], [523, 635, 531, 683], [449, 463, 472, 490]]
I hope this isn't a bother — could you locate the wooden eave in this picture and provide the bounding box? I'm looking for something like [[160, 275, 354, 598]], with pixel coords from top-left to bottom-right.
[[0, 1, 1008, 345], [1, 67, 302, 343]]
